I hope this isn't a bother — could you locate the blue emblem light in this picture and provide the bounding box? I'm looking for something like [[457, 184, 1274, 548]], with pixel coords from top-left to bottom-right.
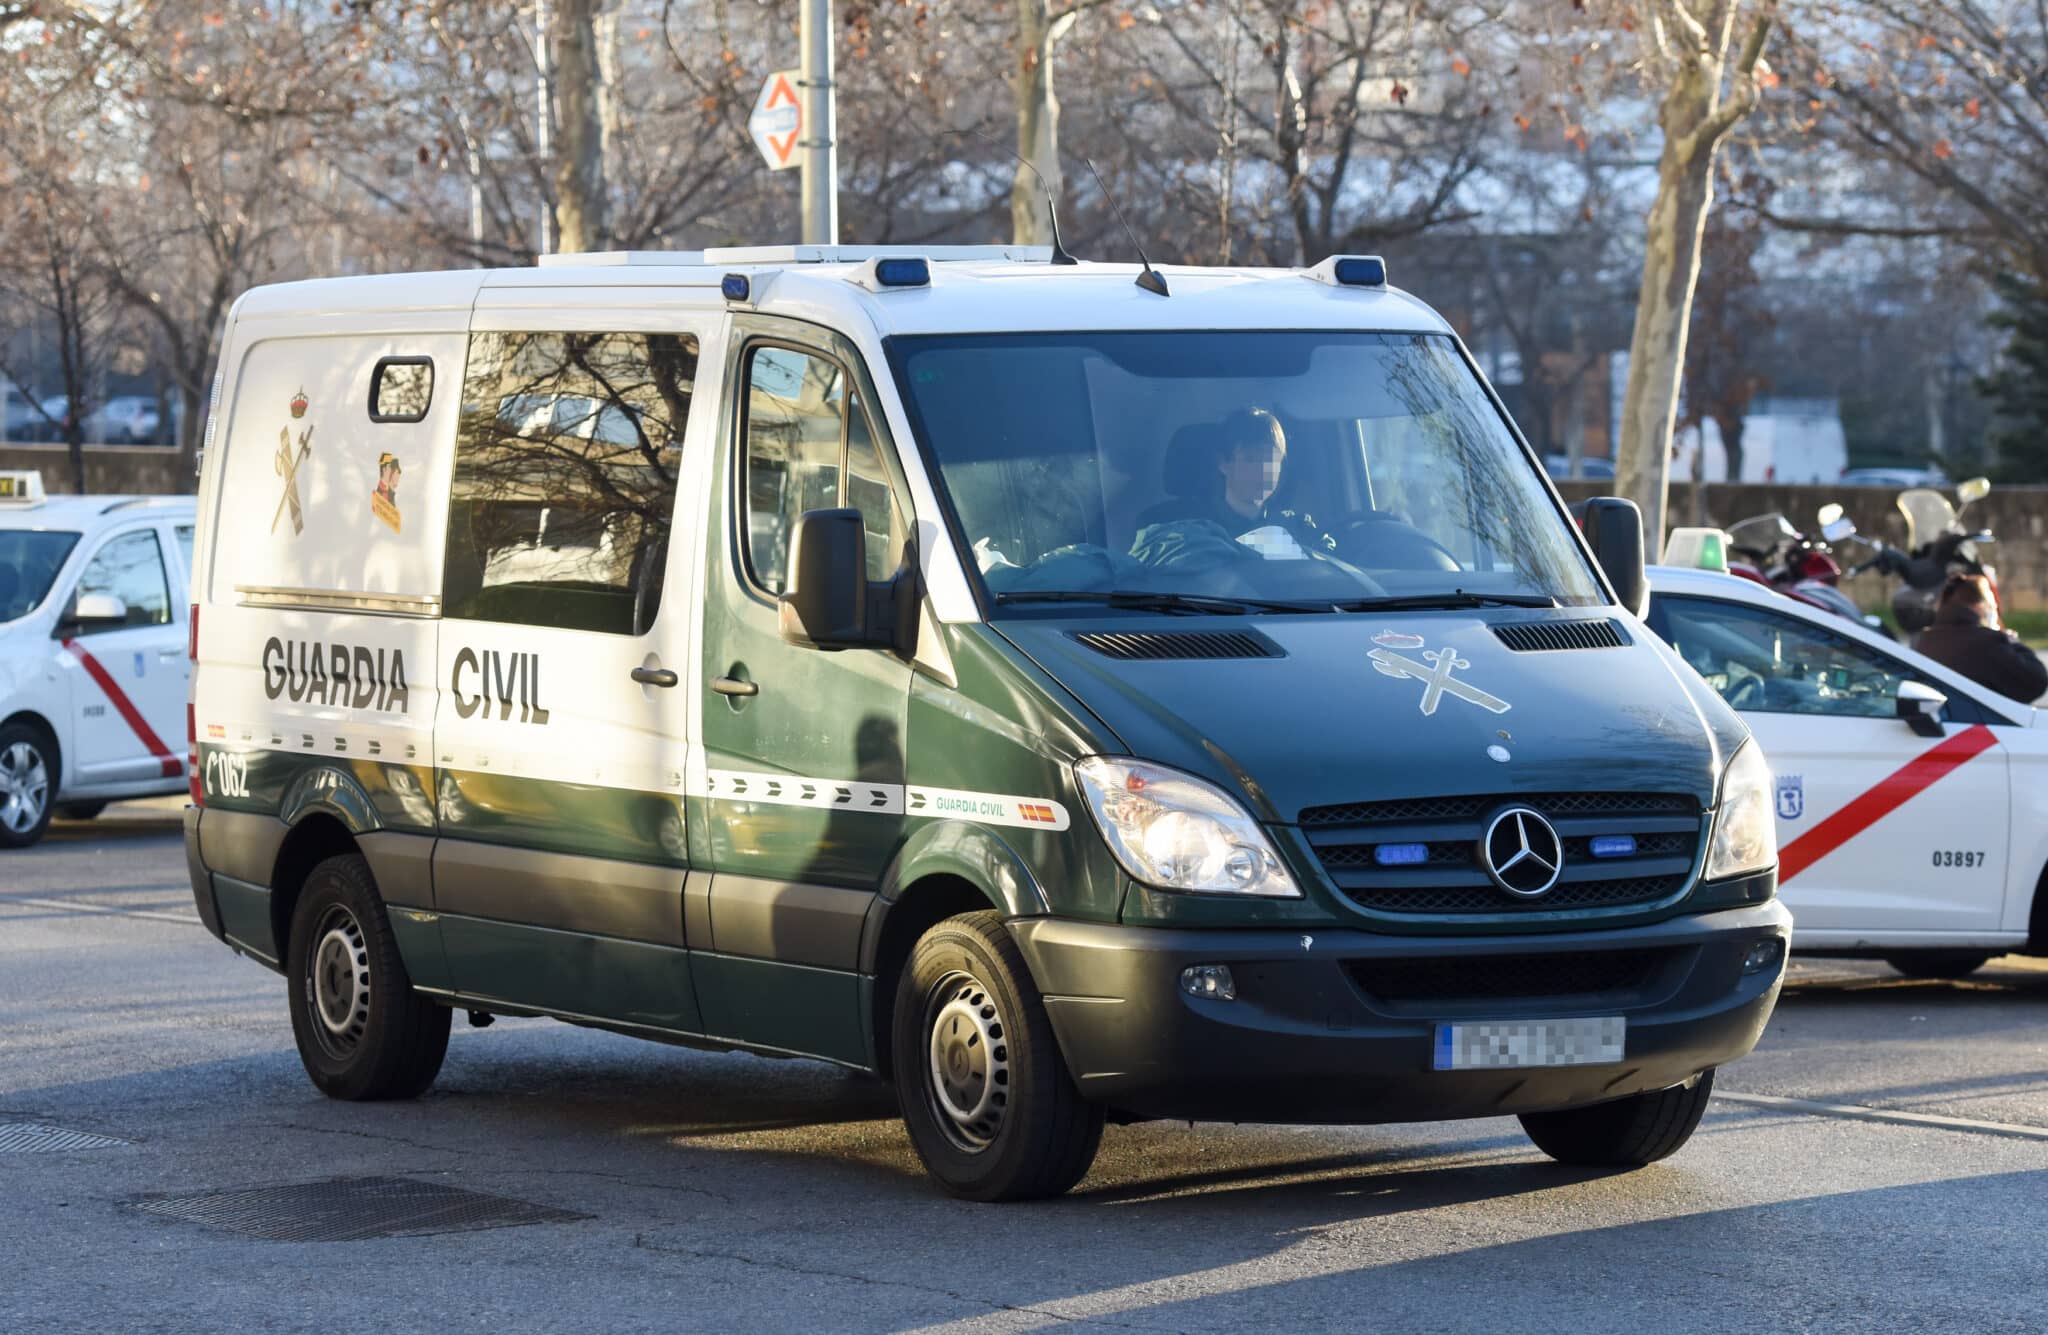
[[873, 257, 931, 288], [1332, 256, 1387, 286], [1590, 835, 1637, 859], [720, 273, 750, 302], [1374, 842, 1429, 867]]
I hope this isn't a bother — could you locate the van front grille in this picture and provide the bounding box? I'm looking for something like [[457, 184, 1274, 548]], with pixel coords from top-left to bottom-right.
[[1296, 791, 1703, 919], [1346, 948, 1676, 1004]]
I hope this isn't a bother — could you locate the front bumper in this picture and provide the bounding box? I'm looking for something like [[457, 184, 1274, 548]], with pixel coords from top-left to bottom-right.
[[1012, 886, 1788, 1124]]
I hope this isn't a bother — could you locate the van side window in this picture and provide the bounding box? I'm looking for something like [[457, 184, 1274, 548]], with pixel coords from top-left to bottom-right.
[[444, 331, 696, 635], [741, 344, 902, 592], [73, 530, 171, 631]]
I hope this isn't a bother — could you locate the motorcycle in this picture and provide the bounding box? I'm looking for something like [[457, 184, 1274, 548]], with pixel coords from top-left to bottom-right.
[[1836, 477, 1998, 635], [1723, 511, 1887, 634]]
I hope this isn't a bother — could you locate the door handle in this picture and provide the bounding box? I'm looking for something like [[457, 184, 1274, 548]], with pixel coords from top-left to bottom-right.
[[710, 675, 758, 697], [632, 666, 679, 688]]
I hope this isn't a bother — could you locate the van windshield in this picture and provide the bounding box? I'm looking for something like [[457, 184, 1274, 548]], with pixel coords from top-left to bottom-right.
[[889, 331, 1604, 611], [0, 529, 81, 622]]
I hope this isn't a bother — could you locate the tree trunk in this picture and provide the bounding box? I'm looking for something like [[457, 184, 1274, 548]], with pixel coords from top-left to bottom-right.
[[1615, 7, 1771, 548], [1012, 0, 1065, 247], [551, 0, 610, 254]]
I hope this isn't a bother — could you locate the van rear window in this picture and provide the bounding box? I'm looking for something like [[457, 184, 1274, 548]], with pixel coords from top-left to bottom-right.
[[442, 331, 697, 635]]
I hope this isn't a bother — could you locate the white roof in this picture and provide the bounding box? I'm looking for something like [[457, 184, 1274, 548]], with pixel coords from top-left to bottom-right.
[[1646, 564, 2041, 726], [230, 252, 1454, 339], [0, 494, 194, 530]]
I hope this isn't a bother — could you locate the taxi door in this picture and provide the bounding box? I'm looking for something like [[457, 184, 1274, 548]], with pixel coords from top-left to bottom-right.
[[1652, 593, 2009, 934], [58, 524, 188, 785]]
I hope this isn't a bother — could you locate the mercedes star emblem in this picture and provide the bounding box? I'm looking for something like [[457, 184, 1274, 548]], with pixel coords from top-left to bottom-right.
[[1480, 806, 1564, 898]]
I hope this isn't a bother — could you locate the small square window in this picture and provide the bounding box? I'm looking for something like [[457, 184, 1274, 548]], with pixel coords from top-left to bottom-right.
[[370, 357, 434, 422]]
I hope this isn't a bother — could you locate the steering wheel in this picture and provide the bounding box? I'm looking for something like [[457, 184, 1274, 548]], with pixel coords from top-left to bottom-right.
[[1721, 667, 1767, 711], [1335, 515, 1462, 572]]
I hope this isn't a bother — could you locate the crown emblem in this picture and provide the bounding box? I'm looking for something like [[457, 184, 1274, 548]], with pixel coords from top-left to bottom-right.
[[289, 389, 308, 419]]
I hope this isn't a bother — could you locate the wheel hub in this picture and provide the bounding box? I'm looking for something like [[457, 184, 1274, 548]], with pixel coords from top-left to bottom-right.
[[925, 973, 1009, 1149], [306, 908, 371, 1053], [0, 741, 49, 834]]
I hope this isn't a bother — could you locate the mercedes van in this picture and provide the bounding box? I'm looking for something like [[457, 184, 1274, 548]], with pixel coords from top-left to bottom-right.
[[183, 247, 1788, 1200]]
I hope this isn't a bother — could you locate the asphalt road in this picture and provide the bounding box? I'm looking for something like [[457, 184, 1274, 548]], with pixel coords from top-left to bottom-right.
[[5, 801, 2045, 1333]]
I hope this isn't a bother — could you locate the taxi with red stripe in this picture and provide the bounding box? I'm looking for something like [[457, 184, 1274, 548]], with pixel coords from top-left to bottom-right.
[[0, 470, 195, 847], [1647, 563, 2047, 978]]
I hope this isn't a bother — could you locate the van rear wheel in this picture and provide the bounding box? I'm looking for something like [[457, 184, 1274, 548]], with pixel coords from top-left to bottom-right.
[[286, 853, 450, 1100], [893, 911, 1104, 1201], [1519, 1069, 1715, 1167]]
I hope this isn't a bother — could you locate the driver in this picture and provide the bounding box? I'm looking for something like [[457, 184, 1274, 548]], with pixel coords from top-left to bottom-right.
[[1160, 409, 1334, 550]]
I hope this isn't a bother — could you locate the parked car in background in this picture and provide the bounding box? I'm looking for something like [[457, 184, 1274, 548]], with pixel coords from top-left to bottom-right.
[[1646, 564, 2047, 979], [36, 396, 74, 437], [1543, 453, 1616, 481], [0, 383, 34, 441], [1839, 466, 1948, 489], [84, 396, 162, 445]]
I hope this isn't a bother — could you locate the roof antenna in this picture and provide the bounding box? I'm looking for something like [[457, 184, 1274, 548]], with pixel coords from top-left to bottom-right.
[[945, 127, 1077, 265], [1082, 157, 1168, 297]]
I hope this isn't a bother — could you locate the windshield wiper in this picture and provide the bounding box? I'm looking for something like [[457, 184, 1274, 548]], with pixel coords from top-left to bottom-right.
[[993, 590, 1329, 615], [1331, 591, 1559, 612]]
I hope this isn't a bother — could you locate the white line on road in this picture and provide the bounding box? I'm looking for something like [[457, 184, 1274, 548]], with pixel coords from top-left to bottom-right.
[[1719, 1091, 2048, 1142], [2, 895, 200, 926]]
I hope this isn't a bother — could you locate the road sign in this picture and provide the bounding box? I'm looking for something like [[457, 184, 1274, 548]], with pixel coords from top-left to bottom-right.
[[749, 70, 802, 172]]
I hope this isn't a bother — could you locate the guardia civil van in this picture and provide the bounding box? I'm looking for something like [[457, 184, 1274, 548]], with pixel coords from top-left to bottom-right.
[[184, 247, 1789, 1200]]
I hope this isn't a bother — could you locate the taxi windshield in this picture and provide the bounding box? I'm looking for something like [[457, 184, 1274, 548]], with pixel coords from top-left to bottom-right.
[[888, 331, 1603, 612], [0, 529, 81, 622]]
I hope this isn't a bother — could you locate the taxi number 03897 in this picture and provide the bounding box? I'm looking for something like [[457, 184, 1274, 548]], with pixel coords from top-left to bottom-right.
[[1930, 850, 1984, 869]]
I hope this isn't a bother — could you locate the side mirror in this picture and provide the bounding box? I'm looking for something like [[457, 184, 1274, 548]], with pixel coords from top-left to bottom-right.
[[70, 592, 129, 626], [1820, 516, 1857, 543], [1897, 679, 1946, 738], [1958, 476, 1990, 505], [1581, 497, 1648, 618], [778, 508, 880, 650]]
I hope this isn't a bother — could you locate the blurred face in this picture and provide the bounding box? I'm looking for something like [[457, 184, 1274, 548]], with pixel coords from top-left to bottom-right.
[[1220, 439, 1285, 516]]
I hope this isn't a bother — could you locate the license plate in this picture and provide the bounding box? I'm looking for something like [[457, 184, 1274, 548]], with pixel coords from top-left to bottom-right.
[[1433, 1017, 1625, 1071]]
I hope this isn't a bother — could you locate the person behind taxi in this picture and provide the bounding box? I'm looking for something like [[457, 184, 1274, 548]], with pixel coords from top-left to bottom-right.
[[1913, 573, 2047, 705]]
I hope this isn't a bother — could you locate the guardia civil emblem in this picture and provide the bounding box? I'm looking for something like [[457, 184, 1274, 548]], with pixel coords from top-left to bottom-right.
[[272, 390, 314, 536], [1368, 643, 1510, 716]]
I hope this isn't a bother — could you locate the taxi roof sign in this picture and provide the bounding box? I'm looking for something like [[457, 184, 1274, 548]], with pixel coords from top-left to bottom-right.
[[1663, 526, 1729, 573], [0, 470, 46, 506]]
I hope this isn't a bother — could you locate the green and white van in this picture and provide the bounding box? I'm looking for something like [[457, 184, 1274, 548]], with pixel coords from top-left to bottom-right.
[[184, 247, 1789, 1199]]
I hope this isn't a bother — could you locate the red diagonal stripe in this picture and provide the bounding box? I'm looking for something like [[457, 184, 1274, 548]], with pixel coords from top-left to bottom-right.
[[1778, 724, 1997, 884], [63, 637, 181, 778]]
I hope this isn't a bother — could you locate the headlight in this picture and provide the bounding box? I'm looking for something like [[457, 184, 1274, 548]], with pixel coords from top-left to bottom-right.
[[1074, 756, 1301, 897], [1705, 739, 1778, 880]]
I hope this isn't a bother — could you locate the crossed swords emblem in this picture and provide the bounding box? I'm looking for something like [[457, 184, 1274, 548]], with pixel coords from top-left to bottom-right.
[[1368, 645, 1510, 716], [272, 423, 314, 535]]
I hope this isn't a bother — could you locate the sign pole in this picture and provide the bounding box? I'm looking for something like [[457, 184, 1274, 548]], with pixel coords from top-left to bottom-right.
[[799, 0, 837, 245]]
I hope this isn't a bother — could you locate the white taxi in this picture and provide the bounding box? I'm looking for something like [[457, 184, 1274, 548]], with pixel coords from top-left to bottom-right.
[[0, 471, 195, 847], [1647, 563, 2047, 977]]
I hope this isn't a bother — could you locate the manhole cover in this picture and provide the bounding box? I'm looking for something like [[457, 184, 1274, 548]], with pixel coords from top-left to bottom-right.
[[129, 1176, 589, 1242], [0, 1123, 131, 1154]]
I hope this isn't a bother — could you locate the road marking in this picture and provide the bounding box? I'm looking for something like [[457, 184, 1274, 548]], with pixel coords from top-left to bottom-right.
[[1778, 724, 1998, 884], [1, 895, 199, 926], [1719, 1091, 2048, 1142]]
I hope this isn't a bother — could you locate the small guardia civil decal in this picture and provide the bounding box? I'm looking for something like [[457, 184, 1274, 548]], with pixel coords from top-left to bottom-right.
[[1368, 643, 1510, 716], [371, 452, 403, 534], [1776, 774, 1804, 821], [272, 389, 315, 536]]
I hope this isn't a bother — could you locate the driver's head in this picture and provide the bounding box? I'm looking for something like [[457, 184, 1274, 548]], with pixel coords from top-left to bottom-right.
[[1936, 573, 2000, 630], [1217, 409, 1286, 517]]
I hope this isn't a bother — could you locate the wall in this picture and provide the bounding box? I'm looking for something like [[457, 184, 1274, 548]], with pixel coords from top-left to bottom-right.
[[0, 445, 191, 497], [1557, 480, 2048, 613]]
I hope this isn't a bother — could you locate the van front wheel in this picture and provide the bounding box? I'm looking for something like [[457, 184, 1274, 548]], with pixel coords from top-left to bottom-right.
[[1519, 1069, 1715, 1167], [286, 853, 450, 1100], [893, 911, 1104, 1201]]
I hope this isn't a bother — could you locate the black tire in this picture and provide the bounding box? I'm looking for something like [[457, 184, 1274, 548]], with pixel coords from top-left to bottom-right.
[[1884, 951, 1993, 980], [892, 911, 1104, 1201], [56, 801, 107, 821], [1520, 1069, 1716, 1167], [286, 853, 450, 1100], [0, 721, 58, 850]]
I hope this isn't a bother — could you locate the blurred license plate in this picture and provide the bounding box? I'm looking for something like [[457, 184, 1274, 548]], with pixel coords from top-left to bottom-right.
[[1433, 1017, 1625, 1071]]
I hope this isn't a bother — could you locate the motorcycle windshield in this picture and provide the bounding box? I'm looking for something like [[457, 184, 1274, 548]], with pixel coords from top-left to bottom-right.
[[1727, 512, 1796, 556], [1897, 489, 1955, 552]]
